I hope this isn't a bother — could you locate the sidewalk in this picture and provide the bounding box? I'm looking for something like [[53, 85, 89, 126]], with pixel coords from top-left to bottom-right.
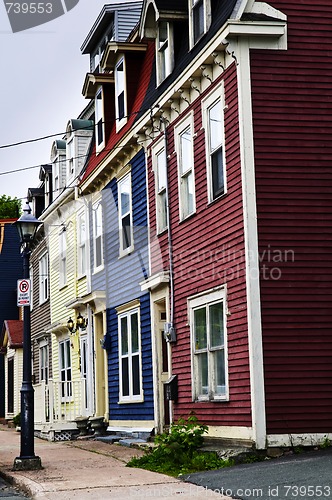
[[0, 425, 230, 499]]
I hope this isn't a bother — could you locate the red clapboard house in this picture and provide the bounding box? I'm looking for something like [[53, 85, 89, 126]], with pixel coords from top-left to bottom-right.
[[137, 0, 332, 449]]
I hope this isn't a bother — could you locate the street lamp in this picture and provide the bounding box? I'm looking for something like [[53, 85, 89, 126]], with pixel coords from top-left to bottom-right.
[[13, 202, 43, 471]]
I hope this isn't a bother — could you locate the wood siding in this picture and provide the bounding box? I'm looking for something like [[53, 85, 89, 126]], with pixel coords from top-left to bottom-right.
[[251, 1, 332, 433], [30, 236, 52, 384], [148, 63, 252, 427]]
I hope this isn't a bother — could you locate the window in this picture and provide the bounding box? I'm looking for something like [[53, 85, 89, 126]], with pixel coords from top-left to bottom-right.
[[77, 212, 87, 277], [153, 141, 168, 233], [119, 173, 133, 255], [190, 288, 228, 401], [39, 253, 49, 304], [118, 308, 142, 402], [95, 87, 104, 149], [92, 201, 103, 271], [189, 0, 211, 47], [59, 338, 72, 400], [115, 57, 127, 129], [175, 116, 195, 219], [59, 230, 67, 287], [39, 342, 49, 384], [156, 22, 174, 85], [202, 87, 226, 201], [67, 138, 74, 176]]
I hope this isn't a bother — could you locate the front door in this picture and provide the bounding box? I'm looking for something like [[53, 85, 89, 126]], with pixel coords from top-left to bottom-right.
[[155, 300, 170, 432]]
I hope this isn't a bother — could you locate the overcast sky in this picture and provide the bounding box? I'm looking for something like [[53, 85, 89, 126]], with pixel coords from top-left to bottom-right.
[[0, 0, 117, 202]]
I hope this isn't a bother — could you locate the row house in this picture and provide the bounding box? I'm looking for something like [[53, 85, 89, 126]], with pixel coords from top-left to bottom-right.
[[27, 0, 332, 449]]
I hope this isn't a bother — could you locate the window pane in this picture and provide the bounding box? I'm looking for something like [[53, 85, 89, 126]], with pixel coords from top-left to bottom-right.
[[212, 149, 224, 198], [122, 358, 129, 396], [210, 302, 224, 347], [60, 343, 65, 369], [131, 313, 139, 353], [122, 213, 131, 249], [132, 355, 140, 395], [186, 171, 194, 215], [120, 178, 130, 216], [213, 349, 226, 396], [95, 235, 102, 268], [193, 0, 204, 42], [118, 92, 125, 120], [157, 149, 167, 191], [209, 101, 222, 151], [194, 307, 207, 350], [159, 22, 168, 45], [197, 352, 208, 395], [180, 127, 192, 174], [121, 317, 128, 355]]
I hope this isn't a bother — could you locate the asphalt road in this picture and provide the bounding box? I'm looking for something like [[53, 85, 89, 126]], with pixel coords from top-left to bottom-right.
[[182, 449, 332, 500], [0, 477, 28, 499]]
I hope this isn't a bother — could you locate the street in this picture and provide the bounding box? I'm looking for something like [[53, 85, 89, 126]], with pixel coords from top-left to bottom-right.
[[182, 449, 332, 500]]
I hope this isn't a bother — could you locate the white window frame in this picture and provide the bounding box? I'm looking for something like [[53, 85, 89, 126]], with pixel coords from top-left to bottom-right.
[[59, 230, 67, 288], [118, 306, 143, 403], [95, 86, 105, 152], [189, 287, 228, 402], [39, 339, 49, 384], [92, 200, 104, 272], [152, 137, 168, 233], [77, 211, 87, 278], [118, 173, 134, 256], [39, 252, 49, 304], [174, 114, 196, 220], [115, 56, 127, 131], [189, 0, 212, 48], [59, 338, 72, 401], [202, 84, 227, 202], [156, 21, 174, 86], [67, 136, 75, 178]]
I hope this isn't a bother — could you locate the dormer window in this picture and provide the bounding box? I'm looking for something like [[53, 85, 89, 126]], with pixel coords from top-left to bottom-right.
[[67, 137, 74, 176], [189, 0, 211, 47], [115, 57, 127, 130], [157, 22, 174, 85], [95, 86, 104, 150]]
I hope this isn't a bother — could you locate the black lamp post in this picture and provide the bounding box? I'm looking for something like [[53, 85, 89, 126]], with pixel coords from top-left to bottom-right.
[[13, 202, 43, 471]]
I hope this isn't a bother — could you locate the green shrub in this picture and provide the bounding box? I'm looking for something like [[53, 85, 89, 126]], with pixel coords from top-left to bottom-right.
[[127, 413, 233, 476], [13, 413, 21, 427]]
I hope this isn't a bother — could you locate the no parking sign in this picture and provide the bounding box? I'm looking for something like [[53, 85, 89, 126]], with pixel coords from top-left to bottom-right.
[[17, 279, 31, 306]]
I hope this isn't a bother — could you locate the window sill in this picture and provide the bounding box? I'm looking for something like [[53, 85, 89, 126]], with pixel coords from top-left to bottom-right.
[[77, 274, 87, 282], [207, 192, 227, 207], [118, 397, 144, 404], [118, 246, 134, 259], [178, 211, 196, 225], [59, 284, 68, 291], [194, 396, 229, 403], [39, 298, 49, 306], [92, 265, 104, 275]]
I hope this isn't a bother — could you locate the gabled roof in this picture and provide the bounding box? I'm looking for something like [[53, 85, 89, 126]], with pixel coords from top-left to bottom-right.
[[140, 0, 187, 38], [0, 320, 23, 350]]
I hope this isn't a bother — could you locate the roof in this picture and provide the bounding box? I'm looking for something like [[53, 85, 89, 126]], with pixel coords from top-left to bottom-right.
[[0, 320, 23, 349], [81, 1, 143, 54]]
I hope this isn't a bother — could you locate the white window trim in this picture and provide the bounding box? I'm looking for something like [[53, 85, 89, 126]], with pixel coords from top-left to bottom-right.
[[77, 210, 88, 279], [66, 136, 75, 180], [59, 337, 72, 402], [174, 113, 196, 220], [189, 286, 229, 402], [152, 136, 168, 234], [59, 230, 67, 288], [202, 84, 227, 203], [39, 252, 49, 305], [156, 21, 174, 86], [118, 306, 144, 403], [92, 200, 104, 273], [118, 172, 134, 257], [39, 338, 49, 384], [95, 86, 105, 153], [189, 0, 212, 49], [115, 56, 128, 132]]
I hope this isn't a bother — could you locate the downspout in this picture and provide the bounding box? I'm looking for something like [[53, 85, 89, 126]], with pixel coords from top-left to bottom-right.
[[162, 120, 176, 343]]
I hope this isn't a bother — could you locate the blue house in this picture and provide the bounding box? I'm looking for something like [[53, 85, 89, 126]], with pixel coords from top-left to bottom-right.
[[0, 219, 22, 418]]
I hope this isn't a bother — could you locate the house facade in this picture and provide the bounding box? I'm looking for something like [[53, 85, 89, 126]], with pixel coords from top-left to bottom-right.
[[0, 219, 22, 419], [0, 320, 23, 420], [23, 0, 332, 448]]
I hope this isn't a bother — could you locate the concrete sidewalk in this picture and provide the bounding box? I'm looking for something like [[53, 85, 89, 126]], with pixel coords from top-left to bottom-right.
[[0, 425, 230, 499]]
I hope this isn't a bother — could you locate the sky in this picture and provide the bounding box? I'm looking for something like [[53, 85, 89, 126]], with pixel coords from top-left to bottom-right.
[[0, 0, 119, 202]]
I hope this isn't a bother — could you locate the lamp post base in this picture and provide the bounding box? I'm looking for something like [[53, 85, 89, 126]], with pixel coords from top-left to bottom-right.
[[13, 456, 42, 471]]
